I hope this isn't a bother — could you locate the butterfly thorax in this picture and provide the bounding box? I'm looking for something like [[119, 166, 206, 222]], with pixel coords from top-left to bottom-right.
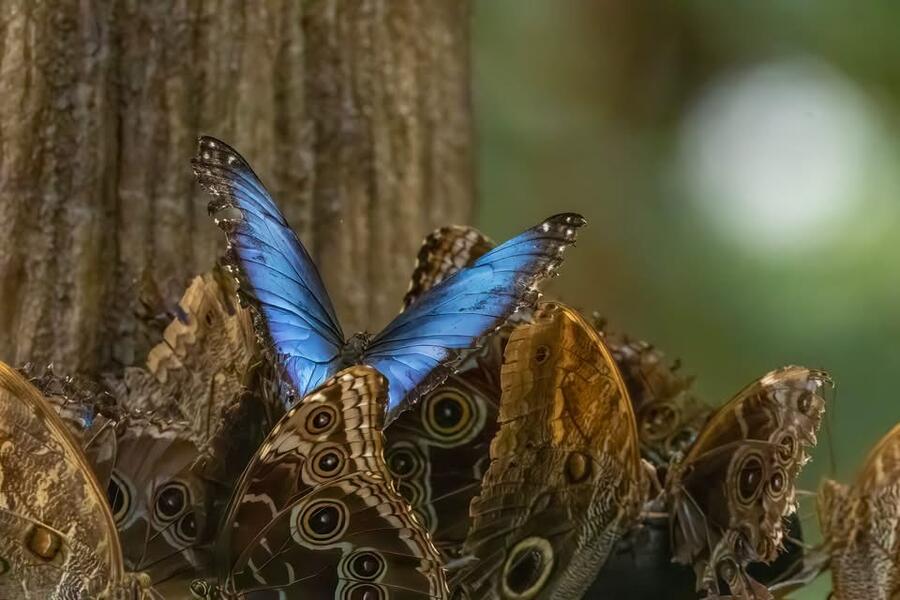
[[342, 331, 373, 364]]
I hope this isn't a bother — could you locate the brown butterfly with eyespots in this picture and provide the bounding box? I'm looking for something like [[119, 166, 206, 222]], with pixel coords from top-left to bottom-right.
[[197, 365, 448, 599], [818, 422, 900, 599], [0, 361, 159, 599], [450, 302, 648, 599], [666, 366, 831, 599]]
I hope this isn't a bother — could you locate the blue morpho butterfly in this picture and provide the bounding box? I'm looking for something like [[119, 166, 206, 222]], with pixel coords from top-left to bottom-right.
[[191, 136, 586, 421]]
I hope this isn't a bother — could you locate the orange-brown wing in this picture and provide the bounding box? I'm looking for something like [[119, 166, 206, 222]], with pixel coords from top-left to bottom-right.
[[818, 423, 900, 600], [667, 366, 830, 599], [0, 362, 154, 598], [402, 225, 494, 309], [451, 303, 646, 600]]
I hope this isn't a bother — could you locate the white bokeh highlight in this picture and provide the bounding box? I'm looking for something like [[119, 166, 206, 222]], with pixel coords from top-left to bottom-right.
[[679, 57, 879, 252]]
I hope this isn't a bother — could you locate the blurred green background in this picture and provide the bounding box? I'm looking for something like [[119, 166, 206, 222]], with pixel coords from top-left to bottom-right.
[[473, 2, 900, 597]]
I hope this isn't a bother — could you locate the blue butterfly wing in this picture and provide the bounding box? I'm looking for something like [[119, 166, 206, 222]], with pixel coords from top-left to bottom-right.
[[365, 213, 586, 420], [192, 136, 345, 400]]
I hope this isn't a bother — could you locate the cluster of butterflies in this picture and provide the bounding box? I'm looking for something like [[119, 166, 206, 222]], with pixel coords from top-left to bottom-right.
[[0, 136, 897, 600]]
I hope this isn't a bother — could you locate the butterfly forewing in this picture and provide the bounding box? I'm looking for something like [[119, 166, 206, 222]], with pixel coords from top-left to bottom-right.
[[667, 366, 830, 598], [217, 365, 448, 598], [451, 303, 646, 600]]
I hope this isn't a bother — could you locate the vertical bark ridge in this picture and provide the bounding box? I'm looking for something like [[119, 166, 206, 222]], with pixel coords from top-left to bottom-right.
[[0, 0, 473, 373]]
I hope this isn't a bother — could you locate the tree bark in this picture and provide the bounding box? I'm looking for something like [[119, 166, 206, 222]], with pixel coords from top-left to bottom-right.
[[0, 0, 474, 374]]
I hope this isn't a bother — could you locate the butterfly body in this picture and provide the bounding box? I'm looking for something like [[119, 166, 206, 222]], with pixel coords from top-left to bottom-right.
[[819, 423, 900, 600]]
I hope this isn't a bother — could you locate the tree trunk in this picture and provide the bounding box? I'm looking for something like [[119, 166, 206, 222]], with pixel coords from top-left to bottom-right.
[[0, 0, 474, 374]]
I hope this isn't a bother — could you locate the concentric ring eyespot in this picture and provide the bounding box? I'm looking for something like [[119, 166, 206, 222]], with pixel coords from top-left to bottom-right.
[[767, 468, 787, 498], [311, 446, 347, 479], [777, 434, 796, 463], [189, 579, 211, 598], [107, 471, 131, 524], [298, 500, 348, 544], [306, 405, 339, 435], [386, 446, 423, 479], [175, 511, 199, 544], [348, 550, 385, 581], [533, 345, 551, 365], [501, 537, 555, 600], [716, 557, 739, 584], [423, 389, 475, 442], [345, 583, 386, 600], [735, 453, 764, 505], [155, 481, 190, 522], [25, 525, 61, 561], [396, 480, 423, 505]]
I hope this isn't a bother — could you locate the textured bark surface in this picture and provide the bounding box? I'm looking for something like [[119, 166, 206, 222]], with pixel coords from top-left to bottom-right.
[[0, 0, 474, 373]]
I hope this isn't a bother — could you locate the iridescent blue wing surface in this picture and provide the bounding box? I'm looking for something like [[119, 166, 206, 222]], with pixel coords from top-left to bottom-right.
[[365, 213, 586, 420], [192, 137, 345, 400]]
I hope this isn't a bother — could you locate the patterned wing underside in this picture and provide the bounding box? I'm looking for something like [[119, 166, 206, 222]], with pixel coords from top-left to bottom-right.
[[0, 362, 152, 599], [384, 334, 505, 560], [110, 268, 263, 445], [598, 329, 713, 469], [818, 423, 900, 600], [103, 416, 220, 586], [667, 366, 830, 599], [218, 366, 448, 598], [451, 303, 646, 600]]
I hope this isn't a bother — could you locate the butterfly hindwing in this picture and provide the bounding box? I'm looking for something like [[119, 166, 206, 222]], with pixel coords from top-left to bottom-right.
[[451, 303, 647, 600], [818, 423, 900, 599], [384, 334, 504, 559], [102, 416, 219, 586], [666, 366, 830, 599], [193, 137, 345, 400], [0, 362, 153, 599], [216, 365, 448, 598]]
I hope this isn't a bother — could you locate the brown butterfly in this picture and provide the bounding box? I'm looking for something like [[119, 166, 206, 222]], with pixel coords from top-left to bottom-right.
[[205, 365, 448, 598], [666, 366, 831, 599], [0, 361, 158, 599], [818, 422, 900, 599], [110, 267, 267, 444], [450, 302, 648, 599], [598, 329, 713, 471], [386, 225, 506, 560]]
